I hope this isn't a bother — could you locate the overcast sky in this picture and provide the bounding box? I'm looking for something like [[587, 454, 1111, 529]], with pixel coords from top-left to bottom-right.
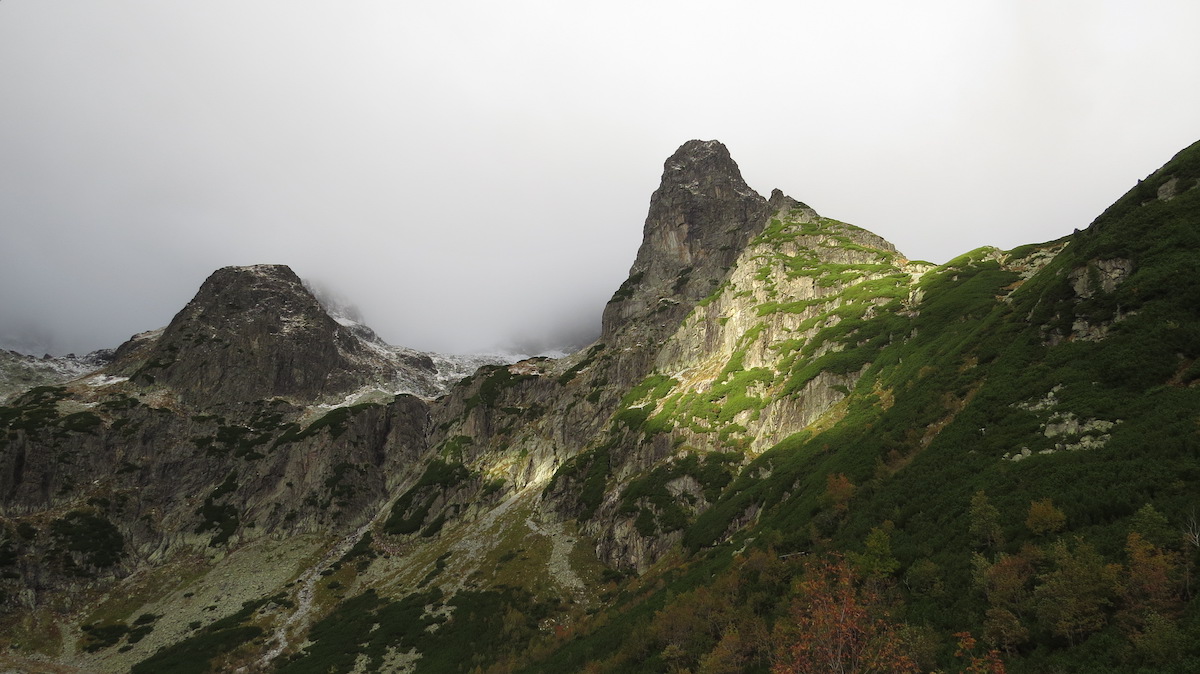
[[2, 1, 1198, 356]]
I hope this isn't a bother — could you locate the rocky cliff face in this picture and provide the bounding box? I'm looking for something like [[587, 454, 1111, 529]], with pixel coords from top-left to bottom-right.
[[0, 374, 435, 612], [600, 140, 771, 386], [602, 140, 768, 327], [0, 139, 1037, 665], [548, 195, 931, 571], [3, 138, 1197, 673], [111, 264, 405, 408], [395, 142, 934, 574], [268, 141, 930, 576], [0, 266, 454, 656], [411, 142, 788, 501]]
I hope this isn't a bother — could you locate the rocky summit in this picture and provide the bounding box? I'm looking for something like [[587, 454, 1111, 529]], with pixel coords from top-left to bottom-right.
[[2, 139, 1200, 673], [601, 139, 770, 342], [108, 264, 405, 408]]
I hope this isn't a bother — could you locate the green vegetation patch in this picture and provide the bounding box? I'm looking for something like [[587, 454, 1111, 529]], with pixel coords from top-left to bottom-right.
[[0, 386, 70, 438], [280, 585, 557, 674], [415, 588, 559, 673], [131, 597, 277, 674], [618, 374, 679, 409], [646, 329, 777, 443], [338, 531, 378, 572], [465, 365, 536, 410], [612, 374, 679, 436], [546, 443, 613, 520], [382, 460, 471, 535], [98, 394, 141, 412], [620, 452, 741, 536], [608, 270, 645, 304], [271, 402, 379, 448], [60, 411, 102, 434], [777, 297, 912, 395], [438, 434, 473, 461], [750, 215, 853, 248], [278, 588, 443, 674], [81, 622, 131, 653], [557, 343, 606, 385], [673, 266, 693, 293], [195, 471, 240, 546], [81, 613, 158, 653], [51, 510, 124, 568], [188, 405, 292, 459]]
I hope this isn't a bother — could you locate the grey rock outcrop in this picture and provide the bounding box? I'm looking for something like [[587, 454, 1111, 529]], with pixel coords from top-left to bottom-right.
[[1068, 258, 1134, 299], [601, 141, 770, 361], [113, 264, 410, 408]]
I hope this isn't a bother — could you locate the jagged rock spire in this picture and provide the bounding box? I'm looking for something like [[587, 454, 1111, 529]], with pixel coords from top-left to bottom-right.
[[601, 140, 769, 343], [642, 140, 767, 263]]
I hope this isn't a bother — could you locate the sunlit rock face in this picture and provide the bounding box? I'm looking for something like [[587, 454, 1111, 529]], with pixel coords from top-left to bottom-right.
[[575, 196, 921, 571], [601, 140, 770, 346], [406, 139, 920, 573]]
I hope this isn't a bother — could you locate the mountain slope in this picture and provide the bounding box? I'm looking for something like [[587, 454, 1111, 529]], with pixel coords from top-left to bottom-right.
[[532, 138, 1200, 672], [1, 138, 1198, 673], [0, 349, 113, 403], [109, 264, 432, 407]]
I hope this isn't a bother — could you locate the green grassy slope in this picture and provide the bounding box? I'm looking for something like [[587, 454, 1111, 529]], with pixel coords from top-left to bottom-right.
[[527, 139, 1200, 673]]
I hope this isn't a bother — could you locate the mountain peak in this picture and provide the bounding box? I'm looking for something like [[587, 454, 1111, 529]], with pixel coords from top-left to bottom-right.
[[115, 263, 378, 407], [601, 141, 771, 345], [657, 139, 758, 204], [6, 139, 1200, 674], [204, 263, 303, 289], [663, 139, 735, 171]]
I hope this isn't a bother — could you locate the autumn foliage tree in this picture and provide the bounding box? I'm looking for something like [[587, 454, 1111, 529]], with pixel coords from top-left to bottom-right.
[[1119, 532, 1182, 628], [849, 525, 900, 585], [1025, 498, 1066, 536], [951, 632, 1007, 674], [1129, 503, 1175, 549], [972, 549, 1036, 614], [772, 555, 918, 674], [636, 549, 784, 672], [981, 607, 1028, 656], [649, 579, 758, 672], [824, 473, 857, 513]]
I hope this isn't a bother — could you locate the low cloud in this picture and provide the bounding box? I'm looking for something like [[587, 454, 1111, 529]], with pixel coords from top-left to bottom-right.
[[2, 2, 1198, 356]]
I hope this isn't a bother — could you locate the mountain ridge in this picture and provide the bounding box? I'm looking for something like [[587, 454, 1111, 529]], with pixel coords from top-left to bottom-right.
[[1, 137, 1198, 672]]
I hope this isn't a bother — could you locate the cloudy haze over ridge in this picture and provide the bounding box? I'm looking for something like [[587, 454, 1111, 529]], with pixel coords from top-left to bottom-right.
[[2, 1, 1199, 356]]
